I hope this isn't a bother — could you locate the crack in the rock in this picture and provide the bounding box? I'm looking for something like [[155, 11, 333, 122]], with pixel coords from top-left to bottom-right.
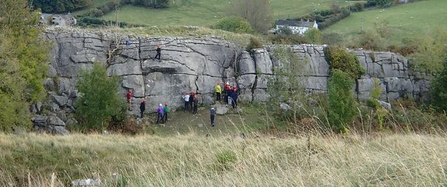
[[250, 52, 258, 103]]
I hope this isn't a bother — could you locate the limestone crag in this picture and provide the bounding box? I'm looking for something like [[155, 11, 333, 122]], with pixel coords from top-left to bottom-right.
[[36, 29, 430, 134]]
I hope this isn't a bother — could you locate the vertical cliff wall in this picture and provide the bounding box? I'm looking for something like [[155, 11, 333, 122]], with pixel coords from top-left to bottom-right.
[[42, 29, 430, 120]]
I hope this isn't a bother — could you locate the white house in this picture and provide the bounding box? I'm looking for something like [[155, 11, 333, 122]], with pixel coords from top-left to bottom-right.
[[40, 12, 77, 27], [275, 19, 318, 35]]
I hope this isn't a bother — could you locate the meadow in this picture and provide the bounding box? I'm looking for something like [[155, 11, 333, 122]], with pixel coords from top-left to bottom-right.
[[322, 0, 447, 46], [95, 0, 354, 27], [1, 132, 446, 186]]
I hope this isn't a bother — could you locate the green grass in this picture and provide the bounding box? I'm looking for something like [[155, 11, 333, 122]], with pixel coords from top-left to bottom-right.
[[138, 103, 272, 136], [73, 0, 114, 16], [2, 133, 447, 186], [322, 0, 447, 46], [93, 0, 355, 27]]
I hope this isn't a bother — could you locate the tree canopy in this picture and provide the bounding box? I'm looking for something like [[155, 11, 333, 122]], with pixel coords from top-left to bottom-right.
[[0, 0, 49, 131], [228, 0, 273, 34], [75, 62, 126, 132]]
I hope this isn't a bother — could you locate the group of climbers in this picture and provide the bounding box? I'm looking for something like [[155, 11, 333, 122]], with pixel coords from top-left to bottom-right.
[[127, 81, 238, 126], [182, 90, 198, 114], [127, 89, 169, 124], [222, 82, 238, 109]]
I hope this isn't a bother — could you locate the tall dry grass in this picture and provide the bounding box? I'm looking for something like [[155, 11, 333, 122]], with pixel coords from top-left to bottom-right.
[[0, 132, 446, 186]]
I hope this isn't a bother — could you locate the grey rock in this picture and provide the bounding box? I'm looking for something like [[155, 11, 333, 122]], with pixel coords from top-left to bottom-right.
[[54, 126, 69, 135], [51, 103, 60, 112], [238, 51, 256, 75], [32, 115, 47, 127], [47, 116, 66, 126], [43, 78, 55, 91], [280, 103, 291, 111], [65, 118, 77, 128], [34, 101, 42, 112], [47, 65, 57, 78], [51, 93, 69, 107], [377, 100, 392, 110], [42, 29, 430, 115], [216, 105, 229, 115], [56, 111, 68, 122]]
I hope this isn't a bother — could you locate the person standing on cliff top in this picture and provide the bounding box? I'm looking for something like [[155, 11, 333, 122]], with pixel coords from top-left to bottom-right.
[[153, 44, 161, 61]]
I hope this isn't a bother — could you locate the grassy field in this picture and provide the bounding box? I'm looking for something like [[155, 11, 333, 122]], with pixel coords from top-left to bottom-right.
[[1, 132, 446, 186], [322, 0, 447, 46], [95, 0, 355, 27]]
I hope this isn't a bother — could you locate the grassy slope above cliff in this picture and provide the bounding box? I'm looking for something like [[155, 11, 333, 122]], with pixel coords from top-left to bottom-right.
[[322, 0, 447, 46], [93, 0, 354, 27], [1, 132, 446, 186]]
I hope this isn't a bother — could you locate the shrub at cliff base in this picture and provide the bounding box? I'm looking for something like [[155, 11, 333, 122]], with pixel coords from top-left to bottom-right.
[[327, 69, 358, 133], [430, 64, 447, 113], [75, 62, 127, 132]]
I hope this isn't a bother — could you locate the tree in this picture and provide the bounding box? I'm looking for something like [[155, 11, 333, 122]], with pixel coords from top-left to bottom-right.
[[213, 16, 254, 34], [430, 63, 447, 113], [268, 47, 308, 123], [410, 28, 447, 73], [75, 62, 127, 131], [228, 0, 273, 34], [0, 0, 49, 132], [31, 0, 92, 13], [304, 28, 322, 44], [327, 69, 357, 133]]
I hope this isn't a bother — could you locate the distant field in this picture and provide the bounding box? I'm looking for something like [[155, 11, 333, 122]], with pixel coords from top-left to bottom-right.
[[322, 0, 447, 46], [93, 0, 356, 27], [74, 0, 112, 16]]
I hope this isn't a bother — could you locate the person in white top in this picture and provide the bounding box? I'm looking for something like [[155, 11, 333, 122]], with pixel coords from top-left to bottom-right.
[[182, 91, 190, 112]]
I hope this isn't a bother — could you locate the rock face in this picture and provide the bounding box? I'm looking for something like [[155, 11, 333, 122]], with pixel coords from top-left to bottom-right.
[[35, 28, 431, 131]]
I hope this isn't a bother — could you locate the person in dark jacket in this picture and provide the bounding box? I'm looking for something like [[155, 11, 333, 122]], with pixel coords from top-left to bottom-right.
[[163, 103, 170, 122], [139, 99, 146, 118], [193, 95, 198, 114], [189, 90, 195, 112], [210, 107, 216, 127], [231, 87, 238, 109], [156, 103, 164, 124], [153, 44, 161, 61], [224, 82, 230, 104]]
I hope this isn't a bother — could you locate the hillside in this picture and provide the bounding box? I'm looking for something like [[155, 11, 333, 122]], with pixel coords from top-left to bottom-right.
[[82, 0, 355, 27], [322, 0, 447, 46]]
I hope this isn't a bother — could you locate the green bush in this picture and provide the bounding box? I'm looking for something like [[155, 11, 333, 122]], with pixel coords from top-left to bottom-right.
[[213, 17, 254, 34], [31, 0, 91, 13], [304, 28, 322, 44], [74, 62, 127, 132], [269, 34, 308, 45], [324, 46, 365, 80], [0, 0, 50, 132], [215, 150, 237, 171], [322, 33, 343, 45], [356, 31, 384, 50], [246, 37, 263, 52], [327, 69, 357, 133], [430, 64, 447, 113]]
